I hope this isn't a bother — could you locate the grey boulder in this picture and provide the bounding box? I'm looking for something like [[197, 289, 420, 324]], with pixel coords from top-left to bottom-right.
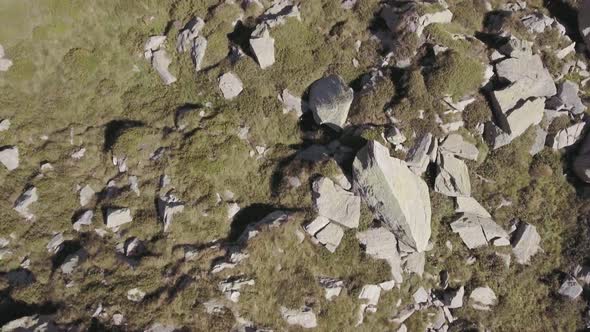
[[0, 146, 19, 171], [353, 140, 431, 252], [434, 153, 471, 197], [469, 286, 497, 311], [558, 276, 583, 300], [312, 176, 360, 228], [450, 214, 510, 249], [308, 75, 354, 130], [357, 227, 403, 283], [14, 186, 38, 220], [511, 222, 541, 265], [250, 24, 275, 69], [439, 134, 479, 161]]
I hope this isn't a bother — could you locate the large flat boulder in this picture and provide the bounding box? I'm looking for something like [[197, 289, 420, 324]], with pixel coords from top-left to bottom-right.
[[308, 75, 354, 130], [487, 98, 545, 150], [353, 141, 431, 252]]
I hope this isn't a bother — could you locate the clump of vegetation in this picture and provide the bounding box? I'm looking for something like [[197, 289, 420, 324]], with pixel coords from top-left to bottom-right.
[[348, 76, 396, 125], [425, 50, 484, 99], [463, 98, 492, 130]]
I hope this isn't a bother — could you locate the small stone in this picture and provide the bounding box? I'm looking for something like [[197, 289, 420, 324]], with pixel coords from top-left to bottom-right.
[[127, 288, 146, 302], [404, 251, 425, 277], [14, 186, 38, 220], [176, 17, 205, 53], [550, 122, 585, 150], [191, 36, 207, 72], [152, 50, 177, 85], [406, 133, 437, 175], [451, 214, 510, 249], [112, 313, 125, 326], [312, 177, 360, 228], [280, 307, 317, 329], [557, 42, 576, 59], [413, 287, 429, 304], [279, 89, 307, 116], [434, 153, 471, 197], [439, 134, 479, 161], [455, 197, 491, 218], [511, 222, 541, 265], [313, 222, 344, 253], [308, 75, 354, 130], [71, 147, 86, 159], [218, 72, 243, 99], [227, 202, 240, 221], [46, 233, 65, 254], [158, 192, 185, 232], [559, 276, 583, 299], [529, 126, 547, 156], [0, 146, 19, 171], [60, 250, 86, 274], [250, 23, 275, 69], [0, 119, 10, 131], [106, 208, 133, 229], [79, 185, 95, 206], [219, 277, 255, 303], [73, 210, 94, 231], [469, 286, 497, 311], [319, 277, 344, 300]]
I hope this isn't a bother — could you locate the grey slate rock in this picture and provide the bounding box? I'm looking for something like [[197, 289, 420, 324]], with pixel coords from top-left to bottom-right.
[[312, 176, 360, 228], [558, 276, 583, 300], [434, 153, 471, 197], [511, 222, 541, 265], [357, 227, 403, 283], [308, 75, 354, 130], [0, 146, 19, 171], [250, 23, 275, 69]]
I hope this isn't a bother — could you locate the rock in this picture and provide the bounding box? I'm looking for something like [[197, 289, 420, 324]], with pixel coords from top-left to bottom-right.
[[498, 37, 532, 58], [278, 89, 307, 116], [250, 24, 275, 69], [219, 277, 255, 303], [312, 177, 360, 228], [191, 36, 207, 72], [46, 233, 65, 254], [496, 252, 511, 267], [14, 186, 38, 220], [488, 98, 545, 149], [308, 75, 354, 130], [469, 286, 497, 311], [529, 126, 547, 156], [79, 184, 95, 206], [305, 217, 344, 252], [152, 50, 177, 85], [575, 265, 590, 284], [106, 208, 133, 229], [443, 286, 464, 309], [144, 323, 179, 332], [406, 133, 437, 175], [353, 141, 431, 252], [357, 228, 403, 283], [73, 210, 94, 231], [434, 153, 471, 197], [60, 249, 86, 274], [124, 237, 145, 257], [176, 17, 205, 53], [450, 214, 510, 249], [112, 313, 125, 325], [158, 192, 185, 232], [521, 13, 554, 33], [390, 306, 415, 324], [416, 9, 453, 37], [203, 299, 226, 314], [439, 134, 479, 161], [144, 35, 166, 59], [552, 81, 586, 114], [237, 210, 289, 243], [557, 41, 576, 59], [1, 315, 57, 332], [413, 287, 429, 304], [280, 307, 317, 329], [384, 126, 406, 145], [455, 197, 491, 218], [511, 222, 541, 265], [550, 122, 585, 150], [0, 146, 19, 171], [127, 288, 146, 302], [558, 276, 583, 300], [218, 72, 243, 99], [227, 202, 240, 221], [357, 284, 382, 325], [404, 251, 425, 277], [71, 147, 86, 160], [318, 277, 344, 300], [580, 0, 590, 52], [0, 44, 13, 72], [261, 0, 301, 27], [0, 119, 10, 131], [379, 280, 396, 291]]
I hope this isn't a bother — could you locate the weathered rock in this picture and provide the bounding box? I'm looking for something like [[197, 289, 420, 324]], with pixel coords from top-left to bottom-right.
[[144, 323, 179, 332], [488, 98, 545, 149], [1, 315, 57, 332], [575, 265, 590, 284], [469, 286, 497, 311], [106, 208, 133, 229], [47, 233, 65, 254], [0, 146, 19, 171], [498, 37, 532, 58], [557, 41, 576, 59], [357, 228, 403, 283], [353, 141, 431, 252], [552, 81, 586, 114], [218, 72, 243, 99], [357, 284, 382, 325], [237, 210, 289, 243], [60, 249, 86, 274], [521, 13, 554, 33], [250, 24, 275, 69], [384, 126, 406, 145], [0, 44, 13, 72], [406, 133, 437, 175], [416, 9, 453, 37], [158, 192, 184, 232], [318, 277, 344, 300], [312, 177, 360, 228], [152, 50, 177, 85], [305, 217, 344, 252], [14, 186, 38, 220], [0, 119, 10, 131], [280, 307, 317, 329], [127, 288, 146, 302], [455, 197, 491, 218], [261, 0, 301, 27], [530, 126, 547, 156], [176, 17, 205, 53], [219, 277, 255, 303], [404, 251, 425, 277], [278, 89, 307, 116], [511, 222, 541, 265], [73, 210, 94, 231], [308, 75, 354, 130], [191, 36, 207, 72], [434, 153, 471, 197], [550, 122, 585, 150], [413, 287, 429, 304], [558, 276, 583, 300], [450, 214, 510, 249], [580, 0, 590, 52], [79, 184, 95, 206], [144, 35, 166, 59], [439, 134, 479, 161], [443, 286, 465, 309]]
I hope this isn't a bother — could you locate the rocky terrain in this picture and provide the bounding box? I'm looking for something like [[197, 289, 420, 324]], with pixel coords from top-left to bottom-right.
[[2, 0, 590, 331]]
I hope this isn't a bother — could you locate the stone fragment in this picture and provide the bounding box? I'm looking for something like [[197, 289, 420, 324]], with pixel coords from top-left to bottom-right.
[[384, 126, 406, 145], [434, 153, 471, 197], [280, 307, 317, 329], [416, 9, 453, 36], [318, 277, 344, 300], [455, 197, 491, 218], [308, 75, 354, 130], [552, 81, 586, 114], [406, 133, 437, 175], [488, 98, 545, 149], [404, 251, 425, 277], [127, 288, 146, 302], [574, 131, 590, 182], [443, 286, 464, 309], [61, 250, 86, 274], [0, 44, 13, 72], [73, 210, 94, 231], [353, 141, 431, 252], [152, 50, 177, 85], [46, 233, 65, 254], [498, 36, 532, 58], [439, 134, 479, 161], [451, 214, 510, 249], [357, 228, 403, 283], [218, 72, 243, 99], [144, 36, 166, 59], [313, 222, 344, 253], [0, 119, 10, 131], [14, 186, 38, 220], [312, 177, 360, 228], [262, 0, 301, 27], [357, 284, 382, 325], [413, 287, 429, 304], [237, 210, 289, 243], [250, 24, 275, 69], [521, 13, 554, 33], [469, 286, 497, 311], [106, 208, 133, 229], [1, 315, 56, 332], [219, 277, 255, 303], [227, 202, 240, 221], [530, 126, 547, 156], [144, 323, 178, 332], [580, 0, 590, 52], [557, 42, 576, 59], [511, 222, 541, 265], [158, 192, 185, 232], [79, 184, 95, 206], [176, 17, 205, 53], [558, 276, 583, 300], [0, 146, 19, 171], [550, 122, 585, 150], [191, 36, 207, 72], [278, 89, 307, 116]]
